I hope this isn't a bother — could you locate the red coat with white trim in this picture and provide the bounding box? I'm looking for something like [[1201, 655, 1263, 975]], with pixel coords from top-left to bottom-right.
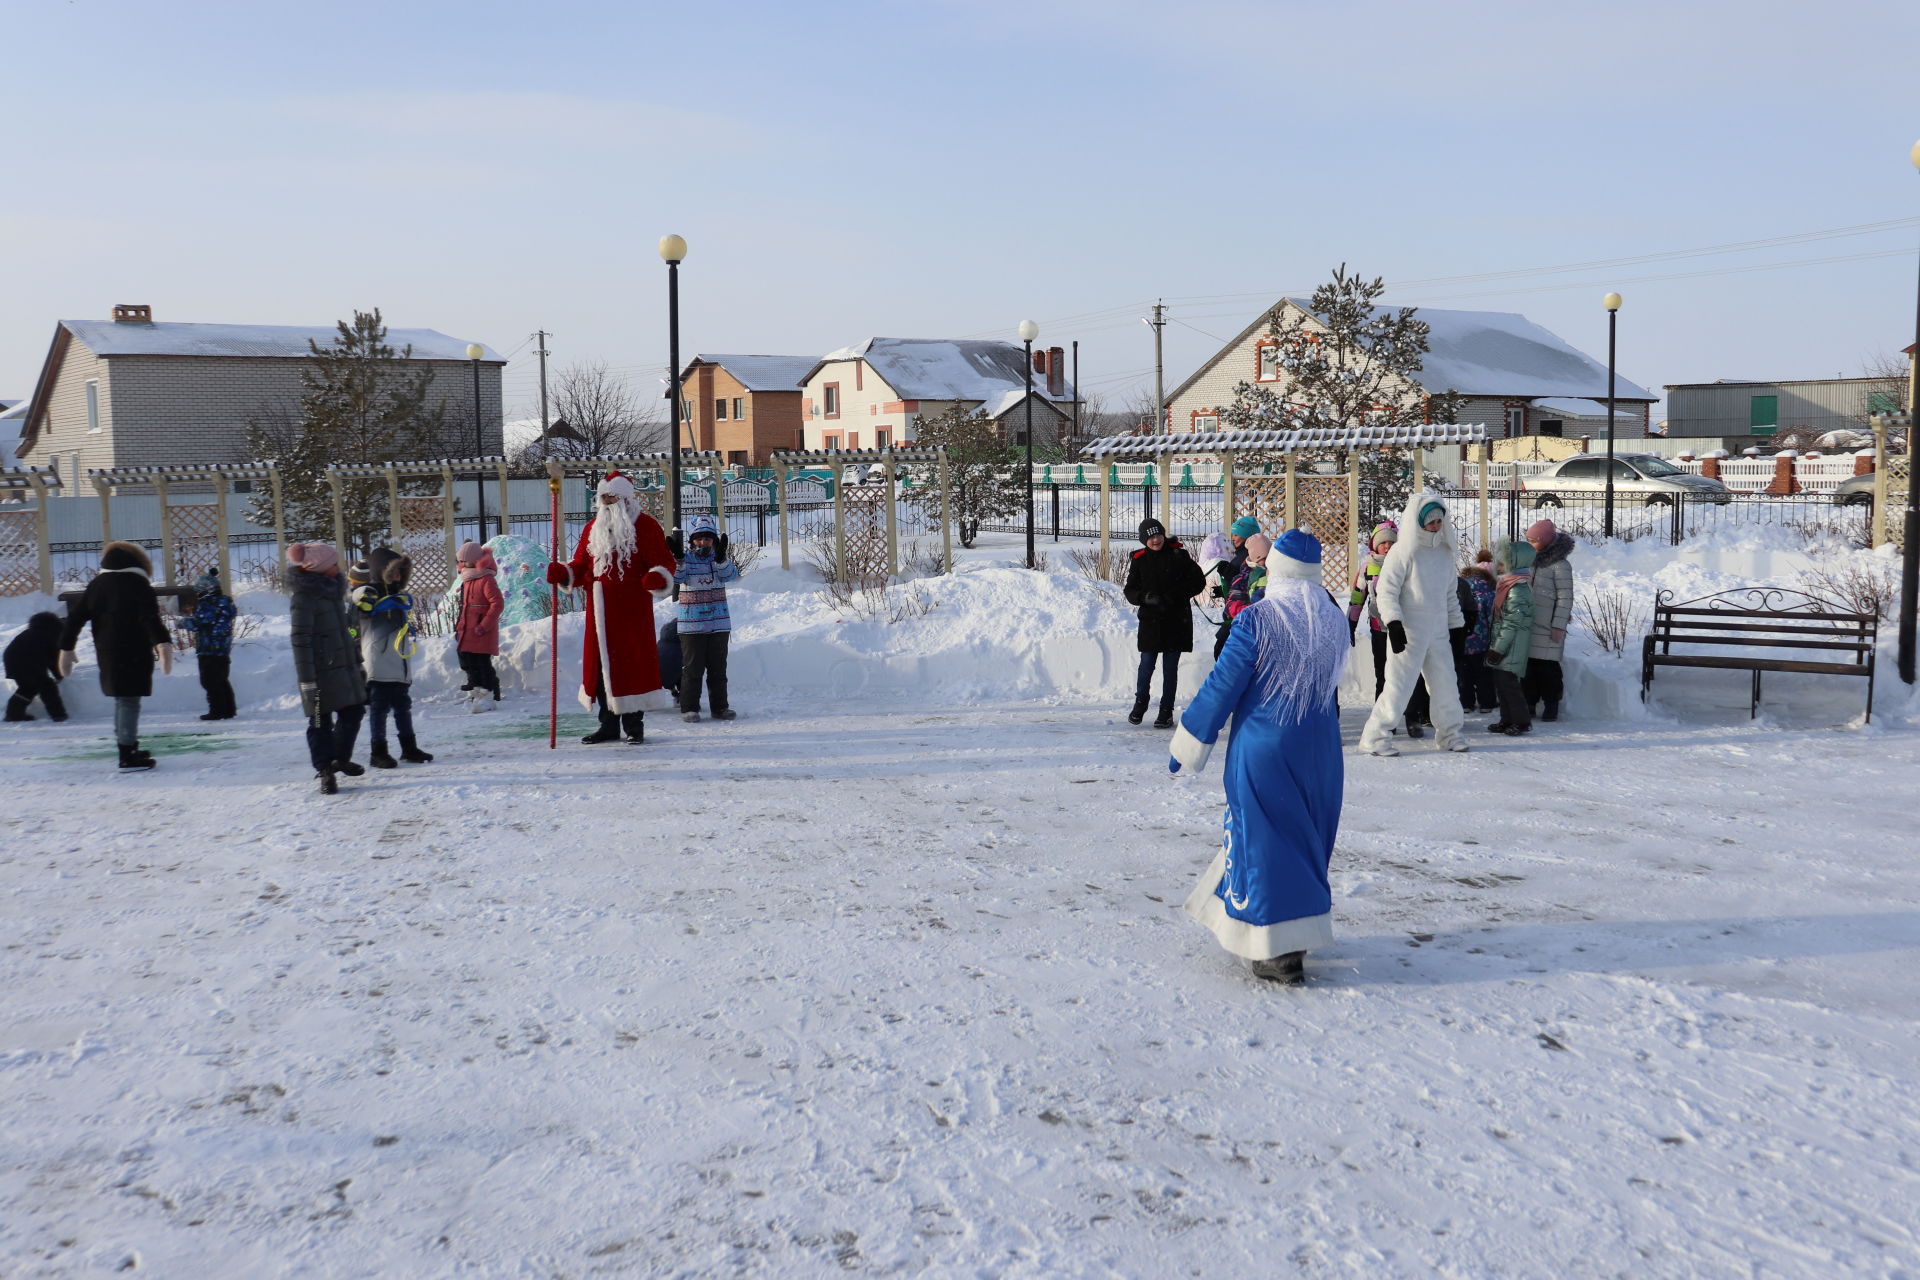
[[554, 510, 677, 713]]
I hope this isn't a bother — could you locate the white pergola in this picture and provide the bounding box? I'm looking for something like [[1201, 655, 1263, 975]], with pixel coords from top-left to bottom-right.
[[767, 447, 950, 579]]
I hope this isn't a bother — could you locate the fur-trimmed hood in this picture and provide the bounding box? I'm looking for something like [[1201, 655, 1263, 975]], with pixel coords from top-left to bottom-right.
[[100, 540, 153, 575]]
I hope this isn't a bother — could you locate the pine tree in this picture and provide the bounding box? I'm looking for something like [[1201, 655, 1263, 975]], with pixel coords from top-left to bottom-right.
[[904, 404, 1028, 548], [246, 309, 449, 555], [1221, 265, 1461, 518]]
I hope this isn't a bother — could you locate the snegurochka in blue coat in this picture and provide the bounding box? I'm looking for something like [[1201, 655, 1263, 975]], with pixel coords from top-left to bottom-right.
[[1168, 528, 1350, 985]]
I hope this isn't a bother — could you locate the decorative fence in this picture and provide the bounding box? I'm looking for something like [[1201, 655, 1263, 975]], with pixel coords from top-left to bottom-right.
[[1463, 452, 1877, 495]]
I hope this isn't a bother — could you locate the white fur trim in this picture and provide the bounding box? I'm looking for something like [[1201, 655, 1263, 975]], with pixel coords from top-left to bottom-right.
[[1270, 557, 1321, 582], [1169, 723, 1213, 773], [643, 565, 671, 590], [597, 474, 635, 501], [582, 579, 675, 715], [1181, 848, 1334, 960], [558, 563, 576, 590]]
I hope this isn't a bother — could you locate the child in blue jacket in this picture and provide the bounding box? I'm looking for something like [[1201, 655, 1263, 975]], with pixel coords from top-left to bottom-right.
[[674, 514, 740, 722], [185, 567, 238, 720]]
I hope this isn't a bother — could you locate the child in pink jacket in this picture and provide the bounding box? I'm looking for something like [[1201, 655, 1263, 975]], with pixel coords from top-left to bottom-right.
[[454, 541, 504, 712]]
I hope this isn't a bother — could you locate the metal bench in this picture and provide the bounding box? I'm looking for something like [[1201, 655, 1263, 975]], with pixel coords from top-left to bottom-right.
[[1641, 587, 1877, 722]]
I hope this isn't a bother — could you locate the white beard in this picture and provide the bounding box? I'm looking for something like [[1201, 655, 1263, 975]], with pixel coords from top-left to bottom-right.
[[588, 500, 640, 579]]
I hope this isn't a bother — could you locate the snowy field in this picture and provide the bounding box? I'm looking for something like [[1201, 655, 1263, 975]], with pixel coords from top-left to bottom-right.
[[3, 530, 1917, 1277]]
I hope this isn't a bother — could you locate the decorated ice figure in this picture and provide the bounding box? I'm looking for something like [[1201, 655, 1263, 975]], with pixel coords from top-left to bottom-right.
[[441, 533, 556, 625]]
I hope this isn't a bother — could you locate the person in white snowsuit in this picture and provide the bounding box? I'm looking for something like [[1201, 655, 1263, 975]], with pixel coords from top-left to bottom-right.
[[1357, 490, 1469, 756]]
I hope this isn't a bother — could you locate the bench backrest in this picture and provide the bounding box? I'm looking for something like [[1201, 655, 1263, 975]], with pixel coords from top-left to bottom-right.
[[1649, 589, 1874, 659]]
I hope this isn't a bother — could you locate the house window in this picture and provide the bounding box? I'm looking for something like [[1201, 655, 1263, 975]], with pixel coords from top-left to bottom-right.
[[714, 398, 728, 420], [1190, 409, 1219, 432], [85, 379, 101, 433], [823, 383, 840, 418], [1505, 406, 1525, 437], [1539, 420, 1565, 438], [728, 450, 749, 465], [1254, 338, 1281, 383], [732, 397, 743, 419], [875, 429, 890, 448], [824, 432, 841, 450]]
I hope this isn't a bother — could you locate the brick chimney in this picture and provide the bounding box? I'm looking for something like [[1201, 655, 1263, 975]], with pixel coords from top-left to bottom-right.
[[113, 304, 153, 323], [1046, 346, 1064, 397]]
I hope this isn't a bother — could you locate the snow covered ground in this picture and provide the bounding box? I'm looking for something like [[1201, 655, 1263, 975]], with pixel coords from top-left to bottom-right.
[[3, 530, 1917, 1277]]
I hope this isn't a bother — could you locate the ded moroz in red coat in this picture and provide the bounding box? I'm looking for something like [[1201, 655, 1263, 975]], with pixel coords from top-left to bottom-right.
[[550, 497, 678, 714]]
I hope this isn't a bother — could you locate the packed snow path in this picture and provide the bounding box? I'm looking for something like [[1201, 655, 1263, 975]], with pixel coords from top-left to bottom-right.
[[3, 700, 1917, 1277]]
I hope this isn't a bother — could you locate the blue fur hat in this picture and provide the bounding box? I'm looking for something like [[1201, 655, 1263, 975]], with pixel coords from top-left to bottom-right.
[[1270, 528, 1324, 581], [1230, 515, 1261, 539]]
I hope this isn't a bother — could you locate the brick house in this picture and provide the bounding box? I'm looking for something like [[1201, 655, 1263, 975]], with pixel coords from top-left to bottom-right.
[[677, 354, 816, 465], [16, 305, 504, 480], [1166, 299, 1655, 446], [798, 337, 1077, 452]]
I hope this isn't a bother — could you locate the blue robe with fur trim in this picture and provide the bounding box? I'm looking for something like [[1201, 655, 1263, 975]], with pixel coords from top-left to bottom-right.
[[1170, 585, 1346, 959]]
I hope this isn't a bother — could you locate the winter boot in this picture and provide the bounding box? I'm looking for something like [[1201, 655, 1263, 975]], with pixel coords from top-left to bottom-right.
[[468, 688, 493, 715], [333, 759, 366, 778], [317, 768, 339, 795], [682, 710, 701, 723], [1250, 952, 1306, 985], [1542, 700, 1560, 722], [1486, 721, 1511, 734], [1405, 720, 1425, 739], [621, 712, 646, 744], [369, 745, 398, 769], [713, 708, 737, 721], [398, 738, 434, 764], [1153, 707, 1175, 729], [117, 744, 156, 771], [582, 720, 621, 744], [1127, 697, 1149, 725]]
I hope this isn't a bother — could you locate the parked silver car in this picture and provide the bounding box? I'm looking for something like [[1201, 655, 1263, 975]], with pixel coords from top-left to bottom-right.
[[1831, 472, 1875, 506], [1523, 453, 1733, 506]]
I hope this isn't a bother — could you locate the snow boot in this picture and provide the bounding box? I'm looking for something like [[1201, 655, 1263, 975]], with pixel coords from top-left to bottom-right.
[[1486, 721, 1510, 734], [369, 746, 398, 769], [6, 710, 34, 722], [683, 710, 702, 723], [333, 759, 366, 777], [622, 713, 646, 744], [1153, 708, 1175, 729], [1405, 720, 1425, 739], [468, 688, 493, 715], [1542, 700, 1560, 722], [1127, 697, 1149, 725], [1250, 952, 1306, 985], [399, 738, 433, 764], [316, 768, 338, 795], [713, 708, 737, 721], [582, 724, 621, 744], [117, 744, 156, 771]]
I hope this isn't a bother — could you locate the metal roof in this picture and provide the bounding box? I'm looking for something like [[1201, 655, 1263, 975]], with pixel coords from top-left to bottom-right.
[[61, 319, 502, 362], [687, 354, 817, 392], [804, 338, 1077, 403]]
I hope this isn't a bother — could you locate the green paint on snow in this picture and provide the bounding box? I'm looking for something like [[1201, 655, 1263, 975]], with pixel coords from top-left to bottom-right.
[[463, 713, 601, 740], [48, 731, 241, 761]]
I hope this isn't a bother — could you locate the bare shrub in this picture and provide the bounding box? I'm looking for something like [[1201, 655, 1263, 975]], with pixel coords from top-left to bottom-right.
[[728, 538, 764, 577], [1027, 549, 1051, 573], [1801, 558, 1901, 621], [886, 579, 936, 623], [1068, 545, 1128, 587], [1577, 586, 1647, 655], [901, 537, 946, 578]]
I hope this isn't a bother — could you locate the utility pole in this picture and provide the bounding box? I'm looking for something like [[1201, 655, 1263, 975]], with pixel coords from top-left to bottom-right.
[[1147, 301, 1166, 434], [1071, 339, 1080, 453], [535, 329, 552, 457]]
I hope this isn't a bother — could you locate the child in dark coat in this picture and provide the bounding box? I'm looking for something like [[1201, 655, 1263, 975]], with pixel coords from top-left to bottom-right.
[[4, 612, 68, 722], [185, 567, 238, 720], [1123, 517, 1207, 728], [60, 541, 171, 769]]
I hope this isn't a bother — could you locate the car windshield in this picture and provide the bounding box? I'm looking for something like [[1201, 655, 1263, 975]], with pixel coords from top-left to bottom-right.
[[1634, 456, 1685, 477]]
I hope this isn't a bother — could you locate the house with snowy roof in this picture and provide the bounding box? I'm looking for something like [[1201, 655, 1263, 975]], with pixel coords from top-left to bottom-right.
[[797, 338, 1078, 453], [1166, 300, 1656, 447], [15, 304, 505, 481], [677, 354, 818, 465]]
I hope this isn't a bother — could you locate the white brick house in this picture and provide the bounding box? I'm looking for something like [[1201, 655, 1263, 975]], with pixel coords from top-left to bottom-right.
[[16, 306, 505, 479], [797, 337, 1077, 452], [1166, 299, 1655, 448]]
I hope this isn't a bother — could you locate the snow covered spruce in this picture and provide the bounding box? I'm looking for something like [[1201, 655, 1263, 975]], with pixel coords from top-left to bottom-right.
[[1168, 528, 1349, 985]]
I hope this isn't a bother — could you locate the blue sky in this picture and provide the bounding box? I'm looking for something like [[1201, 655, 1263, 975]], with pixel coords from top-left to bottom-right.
[[5, 0, 1917, 421]]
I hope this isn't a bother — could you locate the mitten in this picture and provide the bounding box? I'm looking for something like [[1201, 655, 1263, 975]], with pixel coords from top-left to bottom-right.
[[544, 562, 570, 586], [58, 650, 76, 678], [155, 644, 173, 675], [1387, 620, 1407, 654]]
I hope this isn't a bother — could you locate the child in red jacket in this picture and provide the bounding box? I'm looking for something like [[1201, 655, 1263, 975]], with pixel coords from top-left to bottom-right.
[[453, 541, 505, 712]]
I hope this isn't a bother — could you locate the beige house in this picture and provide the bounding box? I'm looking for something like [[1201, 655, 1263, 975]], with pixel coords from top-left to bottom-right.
[[17, 305, 504, 481], [1166, 299, 1654, 446], [798, 337, 1076, 452]]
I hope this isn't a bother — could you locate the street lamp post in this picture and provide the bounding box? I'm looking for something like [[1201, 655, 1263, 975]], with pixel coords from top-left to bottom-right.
[[1601, 293, 1622, 538], [1898, 141, 1920, 684], [466, 342, 487, 540], [660, 233, 689, 548], [1019, 320, 1039, 569]]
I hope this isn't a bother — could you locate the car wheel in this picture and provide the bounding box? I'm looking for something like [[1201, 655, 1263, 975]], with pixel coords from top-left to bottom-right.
[[1643, 494, 1672, 508], [1838, 492, 1873, 506], [1533, 494, 1562, 510]]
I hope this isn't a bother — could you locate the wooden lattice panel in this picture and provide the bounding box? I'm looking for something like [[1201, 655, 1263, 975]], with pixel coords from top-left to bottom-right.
[[842, 485, 890, 583], [167, 503, 221, 585], [1232, 476, 1287, 538], [1888, 456, 1910, 551], [396, 495, 451, 599], [1295, 475, 1353, 596], [0, 510, 39, 596]]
